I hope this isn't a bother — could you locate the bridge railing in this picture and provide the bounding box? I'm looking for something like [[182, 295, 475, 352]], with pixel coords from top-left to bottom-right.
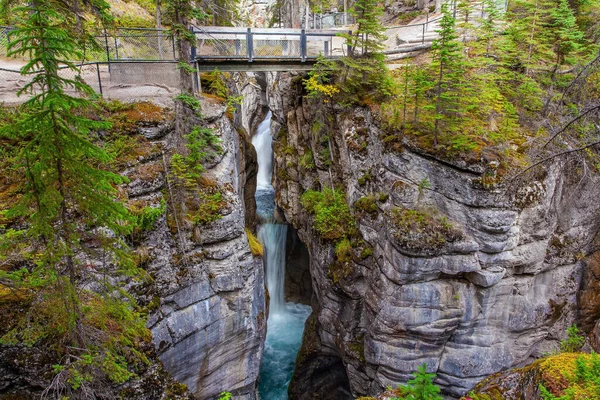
[[193, 27, 350, 62]]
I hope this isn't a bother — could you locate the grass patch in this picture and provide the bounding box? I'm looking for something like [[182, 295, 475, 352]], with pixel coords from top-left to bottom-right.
[[301, 188, 355, 241], [390, 207, 462, 254]]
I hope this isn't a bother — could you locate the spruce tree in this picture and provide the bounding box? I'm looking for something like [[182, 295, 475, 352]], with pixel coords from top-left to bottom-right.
[[404, 363, 443, 400], [338, 0, 393, 103], [549, 0, 584, 71], [0, 0, 148, 395], [429, 3, 464, 143]]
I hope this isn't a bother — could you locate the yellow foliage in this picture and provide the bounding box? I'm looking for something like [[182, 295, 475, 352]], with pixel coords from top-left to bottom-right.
[[245, 228, 264, 257], [303, 75, 340, 98], [0, 285, 29, 303]]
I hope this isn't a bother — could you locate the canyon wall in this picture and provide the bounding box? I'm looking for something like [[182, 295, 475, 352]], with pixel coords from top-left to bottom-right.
[[267, 72, 600, 398], [134, 91, 267, 399]]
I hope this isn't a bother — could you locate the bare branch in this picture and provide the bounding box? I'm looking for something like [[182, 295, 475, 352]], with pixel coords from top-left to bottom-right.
[[542, 104, 600, 149], [512, 139, 600, 181]]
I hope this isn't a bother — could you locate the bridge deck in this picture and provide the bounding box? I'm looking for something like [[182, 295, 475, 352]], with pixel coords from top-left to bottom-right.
[[193, 26, 350, 63]]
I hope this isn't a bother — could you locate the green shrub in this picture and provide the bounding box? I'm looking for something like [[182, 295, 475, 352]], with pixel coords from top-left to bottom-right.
[[335, 238, 353, 262], [360, 247, 373, 259], [394, 363, 443, 400], [560, 324, 585, 353], [355, 195, 379, 215], [538, 352, 600, 400], [300, 188, 355, 240], [390, 208, 462, 253], [300, 150, 316, 170]]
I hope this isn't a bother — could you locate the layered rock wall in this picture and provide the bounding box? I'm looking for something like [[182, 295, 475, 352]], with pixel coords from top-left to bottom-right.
[[137, 96, 266, 400], [268, 72, 600, 398]]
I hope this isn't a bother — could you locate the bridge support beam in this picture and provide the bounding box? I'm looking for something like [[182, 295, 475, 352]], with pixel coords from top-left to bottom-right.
[[195, 60, 317, 72]]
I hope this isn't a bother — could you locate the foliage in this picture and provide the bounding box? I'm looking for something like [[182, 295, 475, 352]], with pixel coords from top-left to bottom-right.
[[175, 93, 202, 113], [335, 238, 353, 262], [218, 392, 233, 400], [394, 363, 443, 400], [245, 228, 264, 257], [0, 0, 150, 395], [130, 200, 166, 242], [300, 150, 316, 170], [301, 188, 355, 240], [168, 125, 226, 227], [390, 208, 462, 253], [207, 68, 229, 98], [538, 353, 600, 400], [304, 55, 340, 100], [355, 195, 379, 215], [560, 324, 585, 353]]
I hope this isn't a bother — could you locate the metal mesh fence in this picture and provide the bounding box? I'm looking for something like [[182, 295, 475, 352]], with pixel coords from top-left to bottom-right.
[[0, 26, 10, 58], [104, 28, 177, 61], [0, 62, 182, 105], [253, 37, 300, 58], [195, 38, 249, 58], [0, 27, 178, 62]]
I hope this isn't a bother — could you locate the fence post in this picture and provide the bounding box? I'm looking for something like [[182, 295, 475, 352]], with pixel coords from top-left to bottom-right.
[[114, 36, 119, 59], [347, 30, 352, 56], [96, 63, 103, 96], [247, 28, 254, 62], [103, 29, 110, 61], [300, 29, 307, 62], [172, 36, 176, 59], [422, 23, 425, 43], [324, 40, 329, 57]]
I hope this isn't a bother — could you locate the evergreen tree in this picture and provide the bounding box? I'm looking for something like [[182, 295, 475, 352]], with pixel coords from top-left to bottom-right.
[[404, 363, 443, 400], [338, 0, 393, 103], [163, 0, 199, 93], [548, 0, 584, 71], [429, 3, 465, 143], [0, 0, 148, 395]]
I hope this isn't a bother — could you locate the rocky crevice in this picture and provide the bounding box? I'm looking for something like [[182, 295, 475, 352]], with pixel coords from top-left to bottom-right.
[[267, 71, 600, 398]]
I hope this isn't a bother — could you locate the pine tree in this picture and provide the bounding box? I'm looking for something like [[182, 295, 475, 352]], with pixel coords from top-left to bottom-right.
[[403, 363, 443, 400], [429, 3, 465, 143], [338, 0, 393, 103], [163, 0, 198, 93], [0, 0, 148, 395], [549, 0, 584, 71]]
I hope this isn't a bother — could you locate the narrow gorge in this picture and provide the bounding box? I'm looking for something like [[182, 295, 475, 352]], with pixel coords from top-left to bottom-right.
[[1, 0, 600, 399]]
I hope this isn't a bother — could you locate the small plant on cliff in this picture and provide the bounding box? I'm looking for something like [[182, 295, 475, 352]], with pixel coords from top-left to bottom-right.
[[390, 208, 462, 253], [301, 188, 355, 241], [394, 363, 443, 400], [245, 228, 264, 257], [560, 324, 585, 353]]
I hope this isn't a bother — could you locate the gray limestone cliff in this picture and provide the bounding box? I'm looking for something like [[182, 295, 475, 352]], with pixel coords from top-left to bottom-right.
[[128, 92, 267, 399], [267, 72, 600, 398]]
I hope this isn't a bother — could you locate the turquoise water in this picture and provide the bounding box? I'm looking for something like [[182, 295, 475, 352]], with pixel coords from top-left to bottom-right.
[[258, 303, 312, 400], [253, 111, 311, 399]]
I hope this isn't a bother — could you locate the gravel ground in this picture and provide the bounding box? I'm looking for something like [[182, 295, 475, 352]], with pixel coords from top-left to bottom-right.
[[0, 59, 176, 107]]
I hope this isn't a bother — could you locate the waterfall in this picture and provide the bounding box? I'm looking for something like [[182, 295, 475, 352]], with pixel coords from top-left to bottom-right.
[[252, 111, 286, 314], [253, 110, 311, 399], [254, 111, 274, 190], [258, 223, 287, 314]]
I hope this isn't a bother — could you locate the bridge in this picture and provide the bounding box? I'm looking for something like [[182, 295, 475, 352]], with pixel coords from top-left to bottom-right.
[[192, 27, 350, 71]]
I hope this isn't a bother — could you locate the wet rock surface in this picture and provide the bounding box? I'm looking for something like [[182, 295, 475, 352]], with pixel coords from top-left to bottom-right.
[[142, 95, 267, 399], [268, 72, 600, 398]]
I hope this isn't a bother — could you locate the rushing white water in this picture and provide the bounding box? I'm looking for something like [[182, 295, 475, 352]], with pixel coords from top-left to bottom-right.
[[253, 111, 274, 190], [258, 303, 311, 399], [252, 111, 311, 399], [258, 223, 288, 314]]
